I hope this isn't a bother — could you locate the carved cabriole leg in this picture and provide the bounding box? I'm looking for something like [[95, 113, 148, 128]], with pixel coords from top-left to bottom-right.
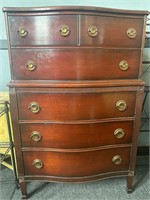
[[127, 171, 134, 193], [19, 177, 27, 199]]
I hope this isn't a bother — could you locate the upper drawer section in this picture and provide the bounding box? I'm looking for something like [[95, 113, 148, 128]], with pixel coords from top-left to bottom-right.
[[7, 14, 144, 47], [80, 15, 144, 48], [8, 15, 78, 46], [11, 49, 140, 80]]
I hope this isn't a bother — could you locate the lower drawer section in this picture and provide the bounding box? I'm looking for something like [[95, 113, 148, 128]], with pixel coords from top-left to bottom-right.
[[17, 91, 136, 120], [23, 147, 130, 177], [20, 121, 133, 148]]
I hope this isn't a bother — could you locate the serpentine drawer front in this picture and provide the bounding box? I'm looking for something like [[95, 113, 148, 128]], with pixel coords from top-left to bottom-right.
[[3, 6, 148, 199], [11, 49, 141, 80], [17, 90, 136, 120], [8, 15, 78, 46], [8, 14, 143, 47], [80, 15, 144, 47], [20, 121, 133, 148], [23, 147, 130, 177]]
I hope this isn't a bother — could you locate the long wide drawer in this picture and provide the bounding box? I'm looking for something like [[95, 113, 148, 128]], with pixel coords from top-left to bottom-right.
[[17, 91, 136, 120], [23, 147, 130, 177], [20, 121, 133, 148], [11, 49, 141, 80]]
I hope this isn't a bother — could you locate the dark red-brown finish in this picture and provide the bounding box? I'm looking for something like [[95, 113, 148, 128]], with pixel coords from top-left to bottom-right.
[[11, 49, 141, 80], [7, 13, 144, 48], [17, 91, 136, 120], [3, 6, 149, 15], [3, 5, 148, 199], [80, 15, 144, 48], [8, 15, 78, 46], [23, 147, 130, 177], [20, 121, 133, 148]]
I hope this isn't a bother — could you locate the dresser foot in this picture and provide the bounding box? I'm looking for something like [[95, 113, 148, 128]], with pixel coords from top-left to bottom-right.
[[127, 188, 133, 194], [19, 179, 27, 199], [22, 195, 28, 199], [126, 173, 134, 193]]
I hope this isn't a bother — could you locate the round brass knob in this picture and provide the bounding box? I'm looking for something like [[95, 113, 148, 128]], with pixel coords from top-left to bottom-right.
[[88, 25, 98, 37], [112, 155, 122, 165], [119, 60, 129, 71], [114, 128, 125, 139], [26, 60, 36, 71], [18, 27, 28, 37], [116, 100, 127, 111], [32, 159, 43, 169], [28, 102, 40, 114], [59, 25, 70, 36], [30, 131, 42, 142], [127, 28, 137, 39]]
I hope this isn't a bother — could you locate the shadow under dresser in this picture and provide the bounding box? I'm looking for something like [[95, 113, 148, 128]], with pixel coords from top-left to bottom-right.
[[3, 6, 149, 199]]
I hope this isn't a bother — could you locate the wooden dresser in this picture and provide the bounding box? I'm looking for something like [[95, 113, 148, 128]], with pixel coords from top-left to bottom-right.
[[3, 6, 149, 199]]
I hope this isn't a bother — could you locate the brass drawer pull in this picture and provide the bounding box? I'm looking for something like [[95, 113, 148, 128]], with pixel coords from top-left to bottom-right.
[[30, 131, 42, 142], [112, 155, 122, 165], [127, 28, 137, 39], [28, 102, 40, 114], [60, 25, 70, 36], [88, 25, 98, 37], [116, 100, 127, 111], [119, 60, 129, 71], [18, 27, 28, 37], [114, 128, 125, 139], [26, 60, 36, 71], [32, 159, 43, 169]]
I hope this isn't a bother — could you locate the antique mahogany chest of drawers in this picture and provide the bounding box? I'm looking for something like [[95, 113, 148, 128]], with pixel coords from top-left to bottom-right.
[[3, 6, 149, 199]]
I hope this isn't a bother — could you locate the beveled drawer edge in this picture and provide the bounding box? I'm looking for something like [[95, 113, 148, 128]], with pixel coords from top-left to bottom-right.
[[24, 170, 129, 182], [21, 144, 131, 153], [15, 87, 142, 94], [10, 46, 142, 50], [9, 79, 145, 88], [5, 12, 147, 20], [18, 117, 135, 124]]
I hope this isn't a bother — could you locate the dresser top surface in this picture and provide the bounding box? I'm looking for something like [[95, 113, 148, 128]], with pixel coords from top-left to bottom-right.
[[2, 6, 149, 15]]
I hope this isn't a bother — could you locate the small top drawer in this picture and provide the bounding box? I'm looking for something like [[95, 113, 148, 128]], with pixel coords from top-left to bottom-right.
[[8, 15, 78, 46], [8, 14, 144, 47], [80, 15, 144, 48]]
